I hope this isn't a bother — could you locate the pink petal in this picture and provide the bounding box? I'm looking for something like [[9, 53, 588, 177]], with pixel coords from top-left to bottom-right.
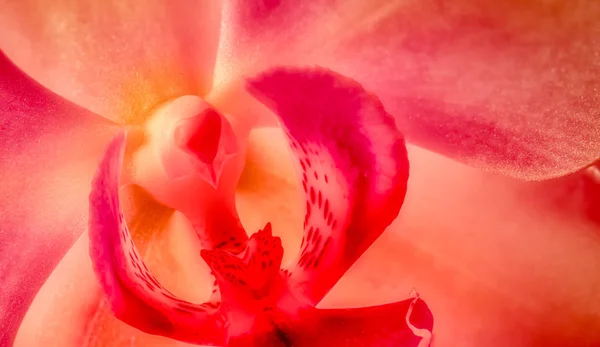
[[0, 52, 114, 346], [215, 0, 600, 179], [0, 0, 221, 124], [88, 132, 226, 345], [246, 67, 409, 305], [281, 297, 433, 347]]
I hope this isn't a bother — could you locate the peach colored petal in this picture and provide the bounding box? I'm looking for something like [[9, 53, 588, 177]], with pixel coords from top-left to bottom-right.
[[16, 185, 215, 347], [0, 52, 116, 345], [0, 0, 221, 124], [241, 127, 600, 346], [213, 0, 600, 180]]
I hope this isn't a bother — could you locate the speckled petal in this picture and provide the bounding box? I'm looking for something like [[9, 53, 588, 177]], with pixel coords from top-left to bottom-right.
[[88, 132, 226, 345], [247, 67, 409, 305]]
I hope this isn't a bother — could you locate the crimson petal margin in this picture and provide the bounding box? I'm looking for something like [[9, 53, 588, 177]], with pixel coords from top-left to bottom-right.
[[88, 132, 226, 345]]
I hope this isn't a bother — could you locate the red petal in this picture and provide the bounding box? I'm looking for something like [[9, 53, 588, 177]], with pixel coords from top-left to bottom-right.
[[88, 132, 226, 345], [215, 0, 600, 179], [281, 297, 433, 347], [1, 0, 220, 124], [0, 52, 114, 346], [246, 67, 409, 305]]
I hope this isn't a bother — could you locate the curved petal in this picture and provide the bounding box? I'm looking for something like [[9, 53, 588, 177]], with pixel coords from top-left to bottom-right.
[[88, 132, 226, 345], [16, 184, 217, 347], [214, 0, 600, 180], [281, 297, 433, 347], [246, 67, 409, 305], [0, 52, 115, 346], [0, 0, 221, 124]]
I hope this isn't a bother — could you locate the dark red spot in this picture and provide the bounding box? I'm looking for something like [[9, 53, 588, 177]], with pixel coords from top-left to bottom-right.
[[324, 199, 329, 217], [318, 190, 322, 207], [324, 175, 329, 183], [306, 227, 315, 243], [312, 233, 322, 251], [301, 144, 308, 155], [314, 171, 319, 180], [148, 275, 161, 288], [314, 237, 331, 268], [305, 257, 315, 268]]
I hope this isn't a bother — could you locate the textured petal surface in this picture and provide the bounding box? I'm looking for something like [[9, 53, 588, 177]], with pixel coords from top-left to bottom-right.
[[214, 0, 600, 179], [281, 298, 433, 347], [16, 185, 216, 347], [247, 68, 409, 305], [240, 127, 600, 346], [88, 133, 225, 345], [0, 52, 114, 346], [0, 0, 221, 123]]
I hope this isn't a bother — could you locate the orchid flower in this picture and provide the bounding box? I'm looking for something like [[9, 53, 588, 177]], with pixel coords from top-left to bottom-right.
[[1, 1, 600, 347]]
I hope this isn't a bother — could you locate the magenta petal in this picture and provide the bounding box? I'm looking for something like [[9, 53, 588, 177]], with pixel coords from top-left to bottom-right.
[[0, 52, 114, 346], [284, 298, 433, 347], [247, 67, 409, 305], [88, 132, 226, 345], [216, 1, 600, 179]]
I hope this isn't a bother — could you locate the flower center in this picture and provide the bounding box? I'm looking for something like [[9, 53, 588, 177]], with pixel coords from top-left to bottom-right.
[[131, 95, 245, 219]]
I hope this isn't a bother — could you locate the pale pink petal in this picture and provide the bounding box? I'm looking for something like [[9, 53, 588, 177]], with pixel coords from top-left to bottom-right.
[[88, 132, 226, 345], [246, 67, 409, 305], [0, 0, 221, 124], [281, 297, 433, 347], [0, 52, 115, 346], [240, 130, 600, 346], [214, 0, 600, 180]]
